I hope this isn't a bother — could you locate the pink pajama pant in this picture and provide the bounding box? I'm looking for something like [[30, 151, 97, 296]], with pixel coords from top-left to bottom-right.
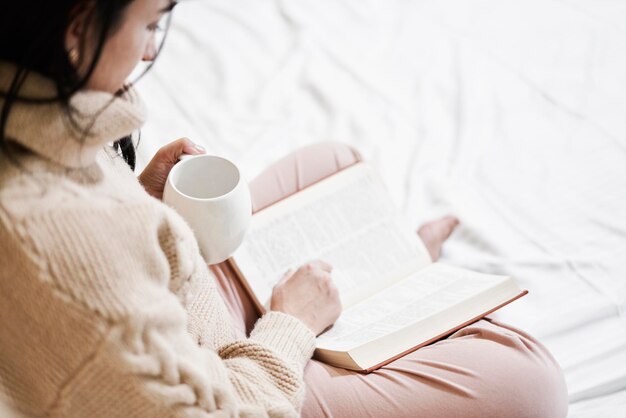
[[210, 142, 568, 418]]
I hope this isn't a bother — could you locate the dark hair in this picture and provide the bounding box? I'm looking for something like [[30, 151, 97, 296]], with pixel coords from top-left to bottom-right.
[[0, 0, 173, 170]]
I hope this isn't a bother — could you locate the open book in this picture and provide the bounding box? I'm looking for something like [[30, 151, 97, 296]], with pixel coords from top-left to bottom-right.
[[229, 162, 526, 372]]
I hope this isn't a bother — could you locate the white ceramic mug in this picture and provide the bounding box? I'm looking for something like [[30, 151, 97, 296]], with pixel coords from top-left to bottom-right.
[[163, 154, 252, 264]]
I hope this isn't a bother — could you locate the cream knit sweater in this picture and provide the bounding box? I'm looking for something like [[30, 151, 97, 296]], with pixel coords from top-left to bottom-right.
[[0, 64, 316, 418]]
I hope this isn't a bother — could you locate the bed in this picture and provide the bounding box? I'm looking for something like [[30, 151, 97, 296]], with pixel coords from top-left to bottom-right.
[[135, 1, 626, 415]]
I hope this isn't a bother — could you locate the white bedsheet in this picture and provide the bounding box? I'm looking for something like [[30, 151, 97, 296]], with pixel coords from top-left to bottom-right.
[[135, 1, 626, 415]]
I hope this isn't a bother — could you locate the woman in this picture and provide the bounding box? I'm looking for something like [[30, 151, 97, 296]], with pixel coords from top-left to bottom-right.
[[0, 1, 567, 417]]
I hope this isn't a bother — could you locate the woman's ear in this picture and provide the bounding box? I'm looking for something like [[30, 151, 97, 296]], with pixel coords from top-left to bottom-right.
[[64, 3, 93, 65]]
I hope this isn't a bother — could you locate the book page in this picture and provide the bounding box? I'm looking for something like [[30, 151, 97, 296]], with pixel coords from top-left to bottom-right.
[[316, 263, 511, 351], [231, 163, 431, 308]]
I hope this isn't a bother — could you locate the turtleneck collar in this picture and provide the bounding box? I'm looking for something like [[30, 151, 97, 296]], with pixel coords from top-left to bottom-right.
[[0, 62, 146, 168]]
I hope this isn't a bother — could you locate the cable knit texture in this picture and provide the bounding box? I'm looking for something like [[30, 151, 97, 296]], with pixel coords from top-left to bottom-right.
[[0, 63, 316, 418]]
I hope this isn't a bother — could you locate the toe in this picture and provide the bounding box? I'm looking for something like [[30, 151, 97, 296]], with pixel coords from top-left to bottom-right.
[[417, 216, 459, 261]]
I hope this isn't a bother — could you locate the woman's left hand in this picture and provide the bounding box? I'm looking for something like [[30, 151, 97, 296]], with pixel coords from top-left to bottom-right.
[[138, 137, 206, 200]]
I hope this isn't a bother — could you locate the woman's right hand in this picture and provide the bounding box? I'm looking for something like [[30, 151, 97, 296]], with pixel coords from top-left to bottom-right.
[[269, 260, 342, 336]]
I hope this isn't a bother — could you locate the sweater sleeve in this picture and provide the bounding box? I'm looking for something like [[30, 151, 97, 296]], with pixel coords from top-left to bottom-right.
[[22, 204, 316, 418]]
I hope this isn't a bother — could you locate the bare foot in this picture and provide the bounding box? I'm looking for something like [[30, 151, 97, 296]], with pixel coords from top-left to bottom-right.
[[417, 216, 460, 261]]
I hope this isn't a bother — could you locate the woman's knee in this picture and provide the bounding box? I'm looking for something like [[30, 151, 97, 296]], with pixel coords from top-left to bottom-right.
[[249, 141, 363, 212], [502, 345, 567, 417], [461, 321, 569, 417], [297, 141, 363, 169], [301, 322, 568, 418], [328, 141, 363, 165]]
